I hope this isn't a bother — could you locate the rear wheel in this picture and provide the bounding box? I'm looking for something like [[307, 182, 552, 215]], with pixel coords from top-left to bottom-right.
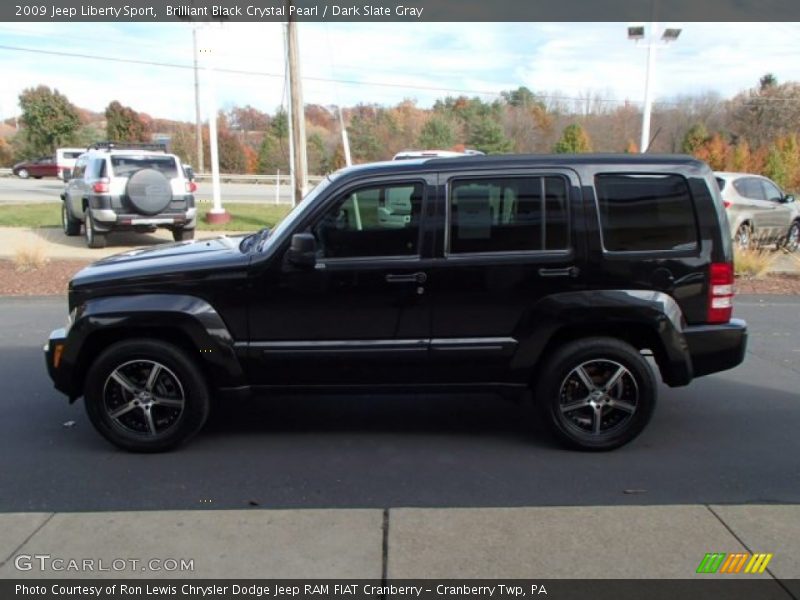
[[535, 337, 657, 451], [84, 339, 210, 452], [172, 227, 195, 242], [62, 202, 81, 236], [735, 223, 753, 250], [785, 221, 800, 253], [85, 213, 107, 249]]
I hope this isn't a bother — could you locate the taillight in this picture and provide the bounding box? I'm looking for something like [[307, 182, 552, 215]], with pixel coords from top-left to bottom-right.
[[92, 181, 109, 193], [722, 200, 731, 209], [708, 262, 734, 324], [186, 181, 197, 193]]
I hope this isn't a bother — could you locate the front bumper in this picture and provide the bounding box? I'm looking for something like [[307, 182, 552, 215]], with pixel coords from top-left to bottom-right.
[[44, 328, 72, 397], [684, 318, 748, 378]]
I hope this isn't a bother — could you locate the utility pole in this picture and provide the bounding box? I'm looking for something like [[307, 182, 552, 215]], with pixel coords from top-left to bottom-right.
[[192, 25, 204, 173], [286, 11, 308, 205]]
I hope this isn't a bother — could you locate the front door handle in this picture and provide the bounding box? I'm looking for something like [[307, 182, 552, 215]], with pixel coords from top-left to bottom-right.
[[538, 266, 580, 278], [386, 272, 427, 284]]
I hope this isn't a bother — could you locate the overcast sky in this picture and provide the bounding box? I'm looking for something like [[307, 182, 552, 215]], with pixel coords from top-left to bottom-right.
[[1, 21, 799, 122]]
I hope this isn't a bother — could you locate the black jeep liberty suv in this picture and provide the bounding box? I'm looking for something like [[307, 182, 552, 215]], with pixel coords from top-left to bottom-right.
[[45, 154, 747, 452]]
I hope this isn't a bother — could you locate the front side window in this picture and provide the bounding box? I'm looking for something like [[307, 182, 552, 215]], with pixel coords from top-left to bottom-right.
[[312, 182, 423, 258], [760, 179, 783, 202], [595, 174, 698, 252], [448, 176, 569, 254]]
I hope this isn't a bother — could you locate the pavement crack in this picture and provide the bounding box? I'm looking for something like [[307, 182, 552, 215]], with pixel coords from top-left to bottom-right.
[[0, 512, 55, 570], [705, 505, 798, 600], [381, 508, 390, 587]]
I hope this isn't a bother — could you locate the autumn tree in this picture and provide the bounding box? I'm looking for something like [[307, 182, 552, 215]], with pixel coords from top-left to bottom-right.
[[17, 85, 81, 156], [553, 123, 592, 153], [105, 101, 150, 142]]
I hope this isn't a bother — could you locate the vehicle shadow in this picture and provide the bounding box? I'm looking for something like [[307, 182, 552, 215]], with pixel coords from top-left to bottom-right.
[[30, 226, 176, 252]]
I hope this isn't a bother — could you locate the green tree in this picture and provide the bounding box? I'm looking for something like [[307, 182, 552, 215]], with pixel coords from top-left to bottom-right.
[[553, 123, 592, 153], [105, 101, 150, 142], [682, 123, 710, 154], [468, 117, 512, 154], [417, 115, 456, 149], [759, 73, 777, 92], [17, 85, 81, 156]]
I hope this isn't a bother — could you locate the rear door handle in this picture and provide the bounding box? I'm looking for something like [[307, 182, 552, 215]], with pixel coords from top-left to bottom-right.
[[386, 272, 427, 284], [538, 266, 580, 278]]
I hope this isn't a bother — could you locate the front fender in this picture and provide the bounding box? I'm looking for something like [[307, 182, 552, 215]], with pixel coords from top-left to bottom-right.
[[513, 290, 692, 386], [61, 294, 245, 398]]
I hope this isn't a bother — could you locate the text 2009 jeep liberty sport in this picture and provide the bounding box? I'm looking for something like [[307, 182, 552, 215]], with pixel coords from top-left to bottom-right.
[[45, 154, 747, 452]]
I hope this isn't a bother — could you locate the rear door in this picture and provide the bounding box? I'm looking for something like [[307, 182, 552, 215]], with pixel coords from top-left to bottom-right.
[[423, 168, 585, 384]]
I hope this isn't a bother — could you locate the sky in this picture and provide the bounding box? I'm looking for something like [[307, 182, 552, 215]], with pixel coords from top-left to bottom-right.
[[1, 21, 800, 123]]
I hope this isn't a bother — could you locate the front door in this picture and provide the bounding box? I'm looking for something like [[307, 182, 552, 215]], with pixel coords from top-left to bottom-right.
[[247, 176, 435, 387]]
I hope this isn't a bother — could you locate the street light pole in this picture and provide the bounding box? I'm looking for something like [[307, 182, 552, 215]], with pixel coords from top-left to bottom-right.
[[192, 25, 204, 173]]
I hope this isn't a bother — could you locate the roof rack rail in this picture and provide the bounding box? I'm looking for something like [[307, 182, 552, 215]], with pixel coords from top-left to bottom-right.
[[87, 141, 167, 152]]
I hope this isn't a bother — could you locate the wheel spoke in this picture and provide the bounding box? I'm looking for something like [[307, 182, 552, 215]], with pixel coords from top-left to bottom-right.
[[152, 396, 183, 408], [560, 397, 591, 413], [603, 366, 626, 392], [575, 366, 597, 392], [108, 401, 137, 420], [110, 371, 139, 395], [609, 399, 636, 414], [143, 408, 157, 436], [592, 407, 603, 434], [145, 364, 162, 392]]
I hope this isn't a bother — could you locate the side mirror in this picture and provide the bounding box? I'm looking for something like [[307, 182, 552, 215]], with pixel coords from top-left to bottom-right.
[[287, 233, 317, 268], [784, 194, 795, 203], [62, 169, 72, 181]]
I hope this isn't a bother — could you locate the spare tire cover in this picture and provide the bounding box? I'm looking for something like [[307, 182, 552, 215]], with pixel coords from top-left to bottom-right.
[[126, 168, 173, 216]]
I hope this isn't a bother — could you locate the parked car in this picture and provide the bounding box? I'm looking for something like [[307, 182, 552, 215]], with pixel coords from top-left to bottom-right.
[[60, 142, 197, 248], [715, 171, 800, 251], [45, 154, 747, 452], [12, 156, 58, 179], [393, 149, 484, 160], [55, 148, 87, 179]]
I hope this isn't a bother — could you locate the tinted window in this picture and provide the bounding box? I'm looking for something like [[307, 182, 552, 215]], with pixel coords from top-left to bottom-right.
[[760, 179, 783, 202], [734, 177, 765, 200], [313, 182, 423, 258], [595, 174, 698, 252], [448, 176, 569, 254], [715, 177, 726, 191], [111, 156, 178, 178]]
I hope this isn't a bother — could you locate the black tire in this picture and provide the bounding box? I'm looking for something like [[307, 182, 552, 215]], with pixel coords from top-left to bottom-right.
[[534, 337, 657, 451], [62, 202, 81, 236], [17, 168, 29, 179], [84, 339, 210, 453], [785, 221, 800, 253], [85, 213, 107, 249], [126, 168, 172, 215], [172, 228, 195, 242], [735, 223, 753, 250]]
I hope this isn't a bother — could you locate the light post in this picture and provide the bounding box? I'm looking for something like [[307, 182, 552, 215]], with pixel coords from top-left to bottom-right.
[[628, 24, 681, 152]]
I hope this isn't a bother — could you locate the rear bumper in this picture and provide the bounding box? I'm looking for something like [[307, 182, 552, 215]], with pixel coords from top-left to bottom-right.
[[89, 207, 197, 230], [684, 318, 748, 378]]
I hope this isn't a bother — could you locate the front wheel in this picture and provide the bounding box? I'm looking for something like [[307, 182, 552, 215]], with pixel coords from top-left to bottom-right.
[[784, 221, 800, 253], [84, 339, 210, 452], [62, 202, 81, 236], [17, 169, 29, 179], [535, 337, 657, 451]]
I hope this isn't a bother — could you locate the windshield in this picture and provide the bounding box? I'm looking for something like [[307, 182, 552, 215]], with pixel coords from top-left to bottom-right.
[[260, 175, 336, 251], [111, 155, 178, 178]]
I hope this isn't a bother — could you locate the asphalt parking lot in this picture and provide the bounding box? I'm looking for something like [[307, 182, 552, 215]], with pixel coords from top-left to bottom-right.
[[1, 295, 798, 513]]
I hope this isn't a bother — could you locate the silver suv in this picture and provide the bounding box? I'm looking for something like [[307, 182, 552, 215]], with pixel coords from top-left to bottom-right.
[[715, 171, 800, 251], [60, 142, 197, 248]]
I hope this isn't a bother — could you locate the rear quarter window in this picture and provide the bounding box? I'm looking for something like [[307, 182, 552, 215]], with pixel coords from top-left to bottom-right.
[[594, 173, 699, 252]]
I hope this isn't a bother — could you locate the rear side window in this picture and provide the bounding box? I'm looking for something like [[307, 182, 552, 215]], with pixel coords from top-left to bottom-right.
[[595, 174, 698, 252], [110, 156, 178, 178], [448, 176, 569, 254], [733, 177, 765, 200]]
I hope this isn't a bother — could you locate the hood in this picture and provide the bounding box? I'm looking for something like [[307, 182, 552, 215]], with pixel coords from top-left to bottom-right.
[[70, 235, 250, 290]]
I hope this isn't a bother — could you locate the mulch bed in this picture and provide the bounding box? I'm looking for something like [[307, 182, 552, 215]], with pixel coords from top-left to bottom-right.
[[1, 259, 799, 296]]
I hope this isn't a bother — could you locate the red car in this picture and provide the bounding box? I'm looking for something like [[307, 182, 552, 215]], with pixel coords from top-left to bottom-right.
[[12, 156, 59, 179]]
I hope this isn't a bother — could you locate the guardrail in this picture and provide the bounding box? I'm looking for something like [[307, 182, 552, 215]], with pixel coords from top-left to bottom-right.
[[193, 173, 325, 185], [0, 168, 12, 176]]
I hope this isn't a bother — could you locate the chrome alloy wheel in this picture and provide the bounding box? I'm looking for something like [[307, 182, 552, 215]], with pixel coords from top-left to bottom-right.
[[102, 359, 185, 437], [558, 359, 638, 436]]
